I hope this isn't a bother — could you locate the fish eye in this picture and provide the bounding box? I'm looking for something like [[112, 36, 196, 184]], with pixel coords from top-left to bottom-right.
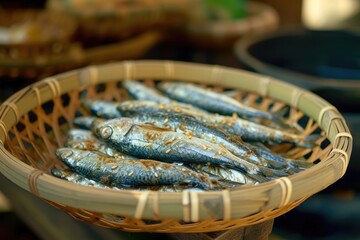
[[100, 126, 113, 139]]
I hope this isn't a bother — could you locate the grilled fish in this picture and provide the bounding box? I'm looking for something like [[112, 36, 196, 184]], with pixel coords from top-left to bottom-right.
[[122, 80, 172, 103], [51, 168, 118, 189], [118, 100, 318, 148], [118, 104, 272, 167], [51, 168, 204, 192], [92, 118, 286, 182], [81, 99, 122, 119], [189, 163, 257, 185], [56, 148, 217, 190], [158, 82, 280, 121], [116, 100, 316, 171], [67, 129, 96, 141]]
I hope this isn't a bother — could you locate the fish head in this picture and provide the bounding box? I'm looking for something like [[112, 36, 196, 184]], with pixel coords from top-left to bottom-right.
[[55, 148, 78, 166], [93, 118, 135, 142]]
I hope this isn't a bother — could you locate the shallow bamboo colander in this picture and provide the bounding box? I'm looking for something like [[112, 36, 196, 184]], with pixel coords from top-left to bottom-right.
[[0, 60, 352, 233]]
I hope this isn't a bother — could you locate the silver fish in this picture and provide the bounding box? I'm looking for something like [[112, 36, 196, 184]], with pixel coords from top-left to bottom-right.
[[51, 168, 204, 192], [51, 168, 119, 189], [118, 104, 271, 168], [67, 129, 96, 141], [73, 116, 99, 130], [189, 163, 257, 185], [56, 148, 217, 190], [122, 80, 172, 103], [92, 118, 281, 182], [116, 100, 313, 171], [81, 99, 122, 119], [158, 82, 281, 121], [64, 138, 134, 160], [119, 100, 318, 148]]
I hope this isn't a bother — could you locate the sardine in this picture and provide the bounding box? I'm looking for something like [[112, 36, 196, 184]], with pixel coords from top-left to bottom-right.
[[67, 129, 96, 141], [55, 148, 217, 190], [73, 116, 99, 130], [118, 100, 318, 148], [189, 163, 257, 185], [116, 100, 315, 171], [92, 118, 283, 182], [51, 168, 118, 189], [122, 80, 172, 103], [158, 82, 282, 122], [118, 103, 271, 167], [51, 168, 204, 192], [64, 138, 134, 160], [81, 99, 122, 119]]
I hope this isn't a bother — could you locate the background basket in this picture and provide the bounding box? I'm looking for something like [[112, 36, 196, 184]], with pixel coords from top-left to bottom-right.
[[0, 60, 352, 233], [0, 9, 77, 59], [0, 31, 162, 79], [47, 0, 192, 42]]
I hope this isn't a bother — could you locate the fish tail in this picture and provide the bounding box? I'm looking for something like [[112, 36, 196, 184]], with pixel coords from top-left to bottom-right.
[[247, 172, 270, 183], [269, 110, 294, 130], [290, 159, 314, 169], [266, 158, 289, 169], [259, 166, 289, 178], [295, 134, 321, 148]]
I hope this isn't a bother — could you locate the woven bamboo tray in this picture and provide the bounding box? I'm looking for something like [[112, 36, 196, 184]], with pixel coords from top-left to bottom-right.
[[0, 9, 77, 59], [0, 60, 352, 233], [0, 31, 162, 79]]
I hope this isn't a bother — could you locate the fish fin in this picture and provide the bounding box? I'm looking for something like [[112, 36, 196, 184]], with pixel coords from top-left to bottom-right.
[[269, 109, 296, 130]]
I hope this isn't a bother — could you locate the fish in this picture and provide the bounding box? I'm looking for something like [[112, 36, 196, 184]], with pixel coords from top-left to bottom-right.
[[157, 82, 283, 122], [51, 168, 204, 192], [122, 80, 172, 103], [51, 168, 119, 189], [118, 100, 318, 148], [73, 116, 99, 130], [64, 138, 135, 160], [208, 114, 320, 148], [92, 117, 285, 182], [66, 129, 96, 141], [116, 100, 315, 171], [118, 103, 272, 167], [189, 163, 257, 185], [81, 99, 122, 119], [55, 148, 218, 190]]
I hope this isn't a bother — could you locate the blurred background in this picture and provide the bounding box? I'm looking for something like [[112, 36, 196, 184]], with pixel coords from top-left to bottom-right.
[[0, 0, 359, 239]]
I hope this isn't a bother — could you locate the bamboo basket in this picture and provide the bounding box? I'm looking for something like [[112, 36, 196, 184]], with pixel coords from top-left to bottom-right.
[[0, 10, 77, 59], [0, 60, 352, 233], [47, 0, 192, 42], [0, 31, 162, 79]]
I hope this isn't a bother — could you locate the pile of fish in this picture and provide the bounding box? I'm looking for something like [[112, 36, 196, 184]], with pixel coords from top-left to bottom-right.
[[52, 80, 319, 192]]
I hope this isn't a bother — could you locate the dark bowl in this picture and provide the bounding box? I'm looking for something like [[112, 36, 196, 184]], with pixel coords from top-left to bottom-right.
[[234, 28, 360, 113]]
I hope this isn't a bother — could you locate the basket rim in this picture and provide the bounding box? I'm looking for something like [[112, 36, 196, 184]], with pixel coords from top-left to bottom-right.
[[0, 60, 353, 223]]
